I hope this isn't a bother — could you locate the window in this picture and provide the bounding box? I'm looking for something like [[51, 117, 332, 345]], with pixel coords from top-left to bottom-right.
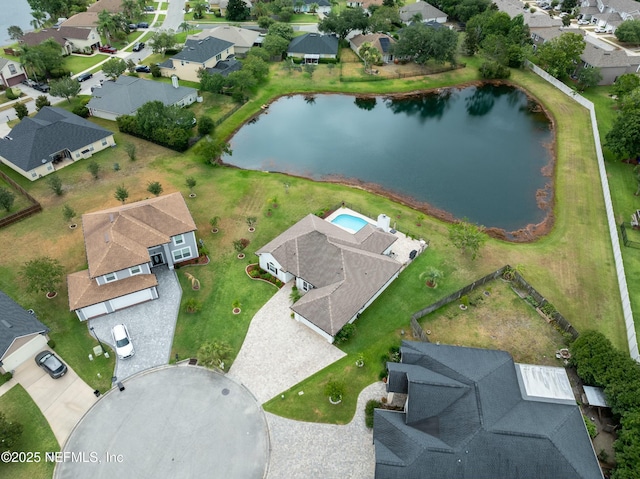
[[302, 280, 312, 292], [102, 139, 107, 146], [267, 262, 277, 274], [104, 272, 117, 283], [129, 265, 142, 275], [216, 53, 222, 61], [8, 64, 16, 74], [173, 247, 192, 261], [173, 234, 185, 246]]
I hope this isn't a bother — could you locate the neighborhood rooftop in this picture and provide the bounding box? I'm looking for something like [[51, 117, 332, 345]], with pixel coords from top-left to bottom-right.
[[0, 290, 49, 361], [171, 37, 234, 63]]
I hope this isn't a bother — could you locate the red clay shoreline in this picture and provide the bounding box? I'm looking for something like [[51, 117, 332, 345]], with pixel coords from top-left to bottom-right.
[[220, 81, 556, 243]]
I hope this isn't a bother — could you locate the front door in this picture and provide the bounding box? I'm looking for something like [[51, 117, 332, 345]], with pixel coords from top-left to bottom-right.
[[151, 253, 165, 266]]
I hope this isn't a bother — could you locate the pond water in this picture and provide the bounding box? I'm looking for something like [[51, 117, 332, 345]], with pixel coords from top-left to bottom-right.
[[223, 84, 553, 232]]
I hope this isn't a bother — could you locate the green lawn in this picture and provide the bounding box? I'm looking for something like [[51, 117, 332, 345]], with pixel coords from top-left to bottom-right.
[[0, 385, 58, 479], [63, 54, 110, 76], [0, 59, 627, 426]]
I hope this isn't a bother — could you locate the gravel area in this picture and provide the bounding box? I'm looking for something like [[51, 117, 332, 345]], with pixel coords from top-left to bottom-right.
[[265, 381, 386, 479], [227, 282, 346, 404]]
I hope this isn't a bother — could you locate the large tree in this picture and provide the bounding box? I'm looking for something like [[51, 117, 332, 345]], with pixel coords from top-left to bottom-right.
[[536, 32, 585, 79], [359, 42, 382, 72], [21, 256, 65, 295], [576, 66, 602, 91], [318, 7, 369, 40], [7, 26, 24, 41], [392, 24, 458, 65], [369, 6, 401, 33], [102, 57, 127, 80], [605, 104, 640, 160], [263, 34, 290, 58], [226, 0, 250, 21], [149, 30, 177, 56], [448, 219, 487, 260], [268, 22, 294, 41], [20, 39, 65, 80], [611, 73, 640, 103], [49, 76, 81, 103], [615, 19, 640, 45]]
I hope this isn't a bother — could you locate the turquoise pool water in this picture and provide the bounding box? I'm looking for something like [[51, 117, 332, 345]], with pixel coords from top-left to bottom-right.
[[331, 214, 369, 233]]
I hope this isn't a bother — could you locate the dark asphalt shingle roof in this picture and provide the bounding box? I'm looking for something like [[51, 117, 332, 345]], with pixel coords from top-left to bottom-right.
[[374, 341, 604, 479], [171, 37, 234, 63], [206, 57, 242, 77], [0, 107, 114, 174], [87, 75, 197, 116], [0, 291, 49, 358], [288, 33, 339, 56]]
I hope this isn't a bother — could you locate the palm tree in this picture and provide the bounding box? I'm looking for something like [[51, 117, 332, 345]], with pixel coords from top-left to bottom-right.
[[30, 10, 47, 30], [359, 42, 381, 73], [193, 1, 207, 19], [97, 10, 117, 44], [420, 267, 443, 288], [179, 21, 191, 34]]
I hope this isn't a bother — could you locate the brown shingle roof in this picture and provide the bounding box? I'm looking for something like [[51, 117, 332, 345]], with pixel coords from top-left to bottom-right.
[[86, 0, 123, 13], [68, 270, 158, 310], [21, 27, 93, 47], [257, 214, 400, 336], [61, 13, 99, 28], [82, 192, 197, 277], [350, 33, 396, 55]]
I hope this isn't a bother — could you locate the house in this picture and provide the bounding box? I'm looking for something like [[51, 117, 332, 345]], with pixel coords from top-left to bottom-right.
[[0, 58, 27, 87], [492, 0, 562, 28], [287, 33, 339, 63], [399, 1, 447, 24], [580, 0, 640, 33], [579, 42, 640, 84], [530, 26, 640, 84], [67, 193, 198, 321], [294, 0, 332, 14], [61, 13, 100, 28], [158, 36, 235, 82], [350, 33, 396, 64], [20, 27, 101, 55], [255, 214, 401, 342], [0, 291, 50, 375], [374, 341, 604, 479], [346, 0, 383, 12], [86, 0, 123, 13], [88, 75, 198, 121], [190, 26, 261, 55], [0, 107, 115, 181]]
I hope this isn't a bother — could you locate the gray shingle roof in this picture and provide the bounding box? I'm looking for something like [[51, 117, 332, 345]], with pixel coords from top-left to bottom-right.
[[0, 107, 114, 174], [399, 1, 447, 22], [0, 291, 49, 358], [581, 43, 632, 67], [87, 75, 197, 117], [287, 33, 339, 55], [206, 57, 242, 77], [374, 341, 604, 479], [256, 214, 399, 336], [171, 36, 234, 63]]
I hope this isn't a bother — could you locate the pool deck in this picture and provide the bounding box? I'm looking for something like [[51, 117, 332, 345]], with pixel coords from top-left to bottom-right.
[[325, 207, 427, 267]]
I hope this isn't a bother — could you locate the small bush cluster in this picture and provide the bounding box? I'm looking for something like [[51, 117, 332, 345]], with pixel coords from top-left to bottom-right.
[[365, 399, 382, 429], [334, 323, 356, 344], [479, 61, 511, 79]]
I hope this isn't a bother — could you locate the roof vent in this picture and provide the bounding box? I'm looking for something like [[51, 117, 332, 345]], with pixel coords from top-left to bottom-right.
[[1, 319, 12, 328], [3, 136, 11, 140], [198, 40, 203, 44]]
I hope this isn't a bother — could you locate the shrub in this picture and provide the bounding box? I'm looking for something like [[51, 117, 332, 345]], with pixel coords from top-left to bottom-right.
[[460, 295, 470, 307], [334, 323, 356, 344], [324, 380, 345, 402], [72, 105, 89, 117], [249, 268, 260, 278], [479, 61, 511, 79], [6, 88, 19, 100], [365, 399, 382, 429], [47, 174, 63, 196], [47, 339, 56, 349], [184, 298, 202, 313], [540, 302, 557, 317], [583, 415, 597, 438], [290, 285, 301, 303]]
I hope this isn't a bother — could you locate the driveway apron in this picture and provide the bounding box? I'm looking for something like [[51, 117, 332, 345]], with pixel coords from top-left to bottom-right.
[[228, 282, 346, 404], [13, 359, 97, 447]]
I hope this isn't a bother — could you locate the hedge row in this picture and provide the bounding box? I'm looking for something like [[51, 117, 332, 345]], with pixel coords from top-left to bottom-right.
[[570, 330, 640, 479]]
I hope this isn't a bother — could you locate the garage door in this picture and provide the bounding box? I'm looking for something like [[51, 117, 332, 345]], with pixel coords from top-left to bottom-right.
[[109, 289, 153, 311], [81, 302, 109, 319], [2, 334, 48, 372]]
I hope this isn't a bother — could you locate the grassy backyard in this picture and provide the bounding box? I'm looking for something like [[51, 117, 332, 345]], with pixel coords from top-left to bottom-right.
[[0, 385, 58, 479], [0, 59, 627, 427]]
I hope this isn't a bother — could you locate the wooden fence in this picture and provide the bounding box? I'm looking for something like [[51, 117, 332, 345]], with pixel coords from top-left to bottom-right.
[[0, 170, 42, 229], [410, 265, 579, 342]]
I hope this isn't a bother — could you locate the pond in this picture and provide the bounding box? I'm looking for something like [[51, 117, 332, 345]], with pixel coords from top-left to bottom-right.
[[223, 84, 554, 233]]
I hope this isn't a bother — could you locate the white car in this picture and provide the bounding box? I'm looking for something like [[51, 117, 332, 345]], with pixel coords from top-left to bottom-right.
[[595, 27, 607, 33], [111, 324, 135, 359], [578, 19, 590, 25]]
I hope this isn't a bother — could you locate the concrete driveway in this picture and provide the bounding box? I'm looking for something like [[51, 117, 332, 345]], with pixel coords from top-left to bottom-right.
[[13, 358, 97, 447], [88, 266, 181, 383], [227, 282, 346, 404]]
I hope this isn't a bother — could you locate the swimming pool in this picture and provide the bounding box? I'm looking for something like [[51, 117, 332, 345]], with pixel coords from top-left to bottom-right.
[[331, 214, 369, 233]]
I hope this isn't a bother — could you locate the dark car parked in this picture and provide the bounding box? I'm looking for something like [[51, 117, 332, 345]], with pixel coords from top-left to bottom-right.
[[35, 350, 68, 379], [135, 65, 151, 73], [132, 42, 145, 52], [137, 22, 149, 28], [34, 83, 50, 92], [128, 23, 137, 31], [77, 72, 93, 82]]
